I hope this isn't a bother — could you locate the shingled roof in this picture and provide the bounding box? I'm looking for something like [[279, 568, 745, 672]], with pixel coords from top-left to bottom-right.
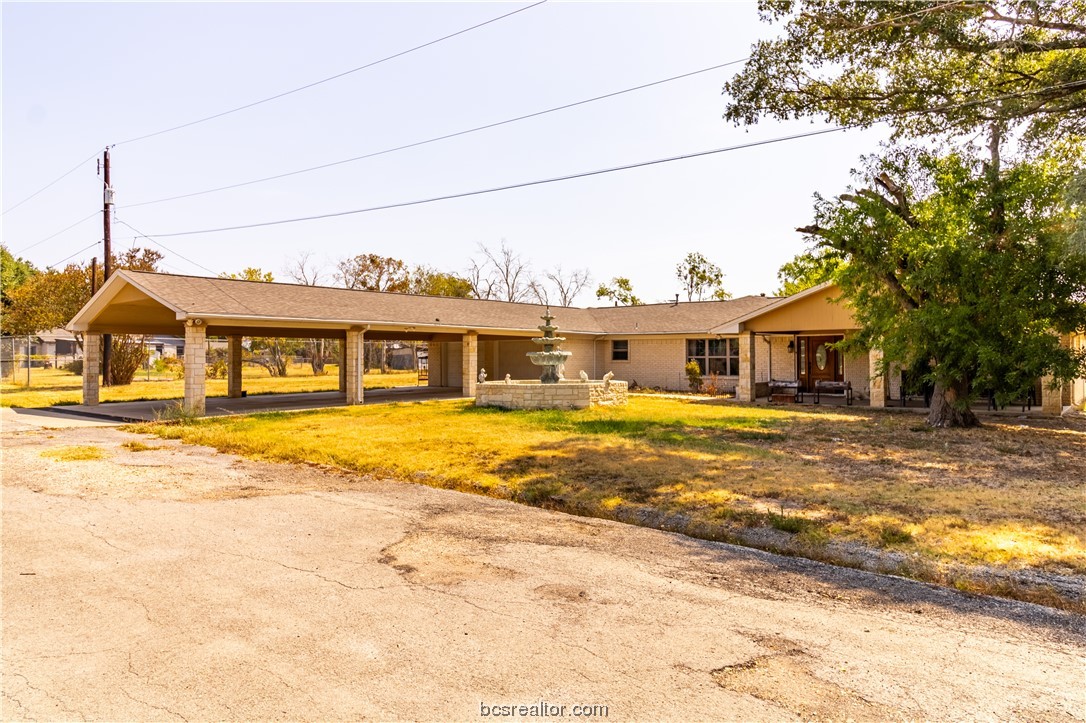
[[71, 271, 781, 336]]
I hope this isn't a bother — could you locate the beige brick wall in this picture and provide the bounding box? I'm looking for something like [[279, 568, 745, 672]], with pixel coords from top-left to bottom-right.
[[762, 336, 796, 384], [842, 350, 870, 400], [476, 380, 628, 410], [596, 337, 687, 390]]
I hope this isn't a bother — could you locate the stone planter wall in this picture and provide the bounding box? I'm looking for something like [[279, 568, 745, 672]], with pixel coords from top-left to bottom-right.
[[475, 379, 629, 410]]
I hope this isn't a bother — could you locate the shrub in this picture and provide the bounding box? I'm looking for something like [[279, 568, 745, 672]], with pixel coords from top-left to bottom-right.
[[110, 335, 150, 385], [684, 361, 703, 392], [704, 372, 721, 396], [64, 359, 83, 375], [155, 356, 184, 379]]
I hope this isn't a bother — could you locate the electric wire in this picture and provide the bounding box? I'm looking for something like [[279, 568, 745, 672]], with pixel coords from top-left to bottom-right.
[[113, 0, 548, 147], [115, 219, 219, 276], [0, 2, 975, 226], [14, 210, 103, 255], [143, 78, 1085, 239], [45, 240, 100, 270], [122, 58, 750, 208], [146, 126, 849, 238], [2, 150, 101, 216]]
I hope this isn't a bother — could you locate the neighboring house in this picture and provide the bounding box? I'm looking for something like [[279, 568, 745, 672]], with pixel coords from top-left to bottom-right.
[[67, 271, 1082, 415]]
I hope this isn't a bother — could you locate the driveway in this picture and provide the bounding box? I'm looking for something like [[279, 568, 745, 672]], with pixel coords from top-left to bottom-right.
[[2, 422, 1083, 721]]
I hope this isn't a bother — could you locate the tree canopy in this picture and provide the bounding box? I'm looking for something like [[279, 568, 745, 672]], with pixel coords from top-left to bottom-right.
[[799, 147, 1086, 426], [676, 252, 730, 301], [724, 0, 1086, 144], [595, 277, 643, 306]]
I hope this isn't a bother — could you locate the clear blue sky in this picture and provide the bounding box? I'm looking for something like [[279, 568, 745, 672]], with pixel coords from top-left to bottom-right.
[[2, 2, 889, 303]]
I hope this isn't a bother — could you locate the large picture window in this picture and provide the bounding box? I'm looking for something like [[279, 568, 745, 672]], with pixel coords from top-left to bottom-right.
[[686, 338, 739, 376]]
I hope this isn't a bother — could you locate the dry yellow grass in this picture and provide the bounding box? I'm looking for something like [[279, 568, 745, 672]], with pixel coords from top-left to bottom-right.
[[131, 397, 1086, 582], [0, 365, 418, 408], [41, 445, 107, 461]]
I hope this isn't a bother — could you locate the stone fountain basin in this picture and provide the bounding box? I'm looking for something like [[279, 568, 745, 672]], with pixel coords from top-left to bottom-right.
[[475, 379, 628, 410]]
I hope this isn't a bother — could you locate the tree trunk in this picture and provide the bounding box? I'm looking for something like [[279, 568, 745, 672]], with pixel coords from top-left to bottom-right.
[[926, 379, 980, 428]]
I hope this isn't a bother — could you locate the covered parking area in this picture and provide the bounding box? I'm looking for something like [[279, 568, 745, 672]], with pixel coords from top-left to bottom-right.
[[67, 271, 603, 416]]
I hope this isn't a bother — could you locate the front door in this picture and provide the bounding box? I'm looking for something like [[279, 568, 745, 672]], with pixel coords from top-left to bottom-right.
[[800, 336, 842, 392]]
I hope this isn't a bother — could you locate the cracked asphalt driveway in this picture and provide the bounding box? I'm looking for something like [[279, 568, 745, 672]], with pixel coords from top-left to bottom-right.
[[2, 420, 1084, 721]]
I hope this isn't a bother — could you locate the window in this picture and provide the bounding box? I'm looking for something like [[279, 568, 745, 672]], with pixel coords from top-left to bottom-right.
[[686, 338, 739, 376], [611, 340, 629, 361]]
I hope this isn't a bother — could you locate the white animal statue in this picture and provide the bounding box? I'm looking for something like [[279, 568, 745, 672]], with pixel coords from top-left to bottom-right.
[[579, 370, 589, 382], [478, 368, 487, 383], [603, 370, 614, 390], [504, 374, 512, 384]]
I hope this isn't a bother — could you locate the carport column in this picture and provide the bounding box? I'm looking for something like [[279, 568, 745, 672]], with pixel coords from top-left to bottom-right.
[[82, 332, 101, 406], [346, 328, 365, 405], [227, 335, 243, 398], [462, 331, 478, 397], [737, 331, 757, 403], [869, 348, 886, 408], [338, 337, 347, 393], [183, 319, 207, 416]]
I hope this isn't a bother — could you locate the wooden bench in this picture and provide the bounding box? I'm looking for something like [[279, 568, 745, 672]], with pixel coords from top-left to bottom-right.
[[768, 380, 802, 403], [814, 380, 852, 405]]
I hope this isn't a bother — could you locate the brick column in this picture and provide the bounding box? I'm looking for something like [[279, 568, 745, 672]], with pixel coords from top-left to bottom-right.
[[462, 331, 478, 397], [346, 328, 365, 405], [429, 343, 443, 387], [869, 347, 886, 408], [338, 337, 347, 393], [1040, 376, 1062, 415], [183, 320, 207, 416], [737, 331, 757, 403], [82, 332, 101, 406], [227, 335, 243, 398]]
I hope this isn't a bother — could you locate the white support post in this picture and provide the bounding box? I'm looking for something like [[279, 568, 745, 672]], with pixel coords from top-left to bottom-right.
[[346, 328, 365, 405], [183, 320, 207, 416], [82, 332, 101, 406], [737, 331, 757, 403], [869, 347, 886, 408], [462, 331, 478, 397], [227, 335, 243, 399]]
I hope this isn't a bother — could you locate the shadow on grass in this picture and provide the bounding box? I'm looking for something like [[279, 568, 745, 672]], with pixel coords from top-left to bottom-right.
[[485, 434, 1084, 623]]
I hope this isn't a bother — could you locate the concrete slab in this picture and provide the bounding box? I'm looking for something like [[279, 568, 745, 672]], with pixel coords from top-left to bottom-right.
[[19, 386, 464, 424]]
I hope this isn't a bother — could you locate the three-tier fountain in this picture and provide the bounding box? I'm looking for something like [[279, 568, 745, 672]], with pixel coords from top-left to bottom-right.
[[475, 311, 628, 410]]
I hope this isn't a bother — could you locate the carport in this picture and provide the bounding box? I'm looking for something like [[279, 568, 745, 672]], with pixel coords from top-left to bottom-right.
[[67, 271, 605, 416]]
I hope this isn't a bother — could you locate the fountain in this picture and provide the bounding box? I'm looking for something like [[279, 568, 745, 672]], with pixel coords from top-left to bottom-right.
[[527, 310, 571, 383], [475, 311, 628, 410]]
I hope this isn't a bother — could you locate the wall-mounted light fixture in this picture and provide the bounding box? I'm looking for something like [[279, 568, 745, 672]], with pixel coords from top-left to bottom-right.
[[787, 340, 795, 354]]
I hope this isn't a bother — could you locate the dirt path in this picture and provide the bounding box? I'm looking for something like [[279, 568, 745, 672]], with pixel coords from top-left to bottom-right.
[[3, 423, 1083, 721]]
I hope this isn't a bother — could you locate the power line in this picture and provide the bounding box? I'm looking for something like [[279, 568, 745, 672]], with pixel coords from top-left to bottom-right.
[[142, 78, 1084, 239], [146, 126, 849, 238], [123, 58, 750, 209], [2, 150, 101, 216], [46, 240, 100, 270], [113, 1, 549, 147], [115, 218, 219, 276], [14, 210, 102, 255]]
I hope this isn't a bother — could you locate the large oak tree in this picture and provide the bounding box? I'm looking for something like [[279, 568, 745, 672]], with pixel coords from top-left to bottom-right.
[[725, 0, 1086, 426]]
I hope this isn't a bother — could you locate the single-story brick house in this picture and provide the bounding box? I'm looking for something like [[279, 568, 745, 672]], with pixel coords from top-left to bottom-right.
[[68, 270, 1081, 416]]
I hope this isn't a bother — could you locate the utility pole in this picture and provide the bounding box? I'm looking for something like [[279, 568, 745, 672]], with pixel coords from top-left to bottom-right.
[[101, 148, 113, 386]]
